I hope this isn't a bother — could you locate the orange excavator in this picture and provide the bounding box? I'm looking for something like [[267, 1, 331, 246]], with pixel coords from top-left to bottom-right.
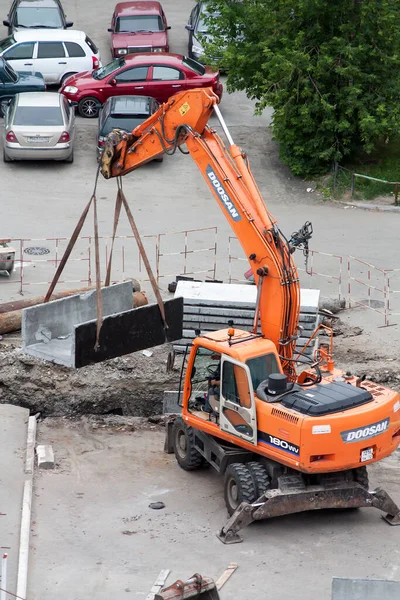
[[100, 87, 400, 543]]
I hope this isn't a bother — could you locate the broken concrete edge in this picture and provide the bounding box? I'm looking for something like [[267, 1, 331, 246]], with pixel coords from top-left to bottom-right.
[[16, 478, 33, 600], [24, 416, 37, 474], [339, 200, 400, 213], [36, 444, 55, 469]]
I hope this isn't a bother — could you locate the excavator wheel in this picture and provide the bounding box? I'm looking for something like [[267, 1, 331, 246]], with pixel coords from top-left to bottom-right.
[[353, 466, 369, 489], [224, 463, 257, 516], [172, 417, 204, 471], [247, 462, 271, 498]]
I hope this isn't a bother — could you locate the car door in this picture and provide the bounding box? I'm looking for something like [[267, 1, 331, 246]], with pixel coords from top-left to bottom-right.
[[2, 42, 36, 74], [219, 356, 257, 445], [187, 2, 200, 54], [36, 41, 67, 84], [149, 65, 184, 102], [108, 65, 149, 99]]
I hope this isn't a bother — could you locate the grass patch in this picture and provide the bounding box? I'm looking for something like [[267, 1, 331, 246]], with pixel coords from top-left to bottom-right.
[[322, 136, 400, 201]]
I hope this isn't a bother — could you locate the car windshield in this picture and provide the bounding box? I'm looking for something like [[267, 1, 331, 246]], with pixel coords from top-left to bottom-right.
[[115, 15, 163, 32], [16, 7, 63, 28], [197, 11, 219, 34], [182, 56, 205, 75], [0, 36, 16, 52], [13, 106, 63, 126], [246, 354, 280, 392], [101, 114, 147, 136], [4, 62, 18, 82], [93, 58, 125, 80]]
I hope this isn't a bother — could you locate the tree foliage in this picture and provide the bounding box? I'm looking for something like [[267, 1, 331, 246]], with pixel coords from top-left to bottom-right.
[[204, 0, 400, 175]]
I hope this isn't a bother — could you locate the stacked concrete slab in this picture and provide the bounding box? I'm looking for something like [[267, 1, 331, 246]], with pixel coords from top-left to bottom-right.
[[173, 281, 320, 355]]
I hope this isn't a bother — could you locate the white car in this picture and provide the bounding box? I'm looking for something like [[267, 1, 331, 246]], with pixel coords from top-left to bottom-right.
[[0, 29, 101, 85], [2, 92, 75, 162]]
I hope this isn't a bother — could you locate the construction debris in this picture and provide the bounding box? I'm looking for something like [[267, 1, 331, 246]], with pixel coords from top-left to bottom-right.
[[36, 444, 54, 469]]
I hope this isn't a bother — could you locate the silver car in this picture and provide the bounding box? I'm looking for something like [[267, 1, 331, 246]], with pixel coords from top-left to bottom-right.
[[2, 92, 75, 162]]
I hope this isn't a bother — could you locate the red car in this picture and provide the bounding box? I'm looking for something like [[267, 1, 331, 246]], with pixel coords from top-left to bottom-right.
[[108, 1, 170, 58], [60, 53, 223, 118]]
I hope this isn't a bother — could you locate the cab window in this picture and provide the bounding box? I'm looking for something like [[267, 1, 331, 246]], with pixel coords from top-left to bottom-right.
[[222, 362, 252, 409], [246, 353, 280, 391]]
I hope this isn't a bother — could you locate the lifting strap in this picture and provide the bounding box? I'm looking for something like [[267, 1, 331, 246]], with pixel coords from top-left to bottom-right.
[[44, 167, 104, 349], [44, 170, 169, 353]]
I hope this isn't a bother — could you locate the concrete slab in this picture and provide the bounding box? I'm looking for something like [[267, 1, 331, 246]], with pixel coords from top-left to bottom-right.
[[21, 282, 133, 367], [0, 404, 29, 598]]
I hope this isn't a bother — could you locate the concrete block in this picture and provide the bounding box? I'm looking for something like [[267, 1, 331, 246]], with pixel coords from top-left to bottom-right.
[[36, 444, 55, 469], [332, 577, 400, 600], [22, 281, 133, 368]]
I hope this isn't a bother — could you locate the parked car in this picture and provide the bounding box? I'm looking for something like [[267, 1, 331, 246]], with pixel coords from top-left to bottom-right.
[[60, 53, 223, 118], [108, 1, 170, 58], [2, 91, 75, 162], [185, 1, 222, 65], [0, 56, 45, 115], [0, 29, 101, 85], [3, 0, 73, 35], [97, 94, 160, 159]]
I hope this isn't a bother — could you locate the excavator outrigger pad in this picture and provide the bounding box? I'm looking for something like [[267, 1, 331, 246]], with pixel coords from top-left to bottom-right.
[[217, 481, 400, 544], [155, 574, 220, 600]]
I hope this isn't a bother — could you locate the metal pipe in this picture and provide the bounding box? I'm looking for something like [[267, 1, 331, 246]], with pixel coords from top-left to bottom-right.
[[213, 105, 234, 146]]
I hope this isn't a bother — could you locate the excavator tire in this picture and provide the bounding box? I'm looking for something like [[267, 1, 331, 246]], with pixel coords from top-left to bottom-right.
[[224, 463, 257, 516], [353, 466, 369, 489], [247, 462, 271, 498], [172, 417, 203, 471]]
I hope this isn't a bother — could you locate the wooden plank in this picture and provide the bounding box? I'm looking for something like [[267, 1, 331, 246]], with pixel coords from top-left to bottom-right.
[[216, 563, 238, 591], [145, 569, 170, 600]]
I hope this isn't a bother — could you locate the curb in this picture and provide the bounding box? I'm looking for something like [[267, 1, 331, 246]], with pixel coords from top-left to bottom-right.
[[341, 201, 400, 213], [17, 415, 37, 600], [16, 479, 33, 600], [25, 416, 37, 475]]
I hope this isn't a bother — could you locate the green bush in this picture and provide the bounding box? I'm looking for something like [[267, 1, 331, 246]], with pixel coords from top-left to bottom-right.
[[204, 0, 400, 176]]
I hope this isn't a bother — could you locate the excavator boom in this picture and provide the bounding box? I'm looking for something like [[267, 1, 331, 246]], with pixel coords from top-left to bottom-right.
[[101, 87, 307, 368]]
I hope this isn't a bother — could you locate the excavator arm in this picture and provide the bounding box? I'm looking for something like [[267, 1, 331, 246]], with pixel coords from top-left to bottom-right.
[[100, 87, 310, 366]]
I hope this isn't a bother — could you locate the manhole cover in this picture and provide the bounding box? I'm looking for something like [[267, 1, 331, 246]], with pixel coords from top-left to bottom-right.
[[24, 246, 50, 256]]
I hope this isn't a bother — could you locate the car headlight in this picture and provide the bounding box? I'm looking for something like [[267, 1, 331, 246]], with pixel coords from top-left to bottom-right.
[[192, 44, 204, 56], [153, 47, 163, 52], [117, 48, 128, 55], [64, 86, 78, 94]]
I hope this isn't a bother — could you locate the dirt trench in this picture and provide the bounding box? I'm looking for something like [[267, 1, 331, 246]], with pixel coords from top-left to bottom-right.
[[0, 327, 399, 418], [0, 343, 180, 417]]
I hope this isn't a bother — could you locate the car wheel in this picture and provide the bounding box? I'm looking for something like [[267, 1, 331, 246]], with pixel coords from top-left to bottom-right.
[[60, 72, 77, 87], [78, 97, 100, 118], [65, 151, 74, 163], [3, 150, 11, 163]]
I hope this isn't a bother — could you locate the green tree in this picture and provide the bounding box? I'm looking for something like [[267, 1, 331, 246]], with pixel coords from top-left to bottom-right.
[[204, 0, 400, 175]]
